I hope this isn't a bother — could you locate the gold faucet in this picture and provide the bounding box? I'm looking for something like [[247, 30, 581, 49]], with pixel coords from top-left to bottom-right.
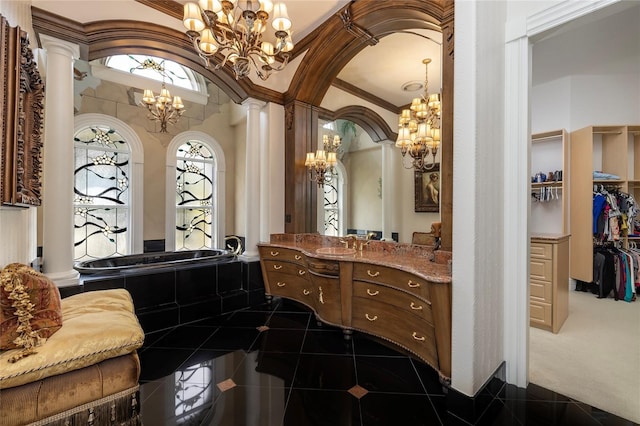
[[339, 234, 358, 249]]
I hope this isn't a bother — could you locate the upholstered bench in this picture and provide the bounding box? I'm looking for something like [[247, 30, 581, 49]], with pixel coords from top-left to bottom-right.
[[0, 280, 144, 425]]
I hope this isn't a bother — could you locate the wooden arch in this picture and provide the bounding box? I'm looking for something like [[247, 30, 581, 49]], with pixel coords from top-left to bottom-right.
[[284, 0, 454, 249], [323, 105, 397, 144]]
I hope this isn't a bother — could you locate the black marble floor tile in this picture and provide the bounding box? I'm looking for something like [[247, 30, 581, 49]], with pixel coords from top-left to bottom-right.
[[254, 328, 307, 353], [284, 388, 362, 426], [150, 324, 218, 349], [266, 311, 311, 329], [293, 353, 357, 391], [352, 333, 407, 357], [355, 355, 426, 394], [301, 329, 354, 355], [200, 326, 261, 351], [136, 303, 639, 426], [359, 392, 441, 426], [222, 309, 273, 328]]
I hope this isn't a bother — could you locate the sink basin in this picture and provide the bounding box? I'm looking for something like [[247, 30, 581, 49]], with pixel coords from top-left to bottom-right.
[[315, 247, 356, 256]]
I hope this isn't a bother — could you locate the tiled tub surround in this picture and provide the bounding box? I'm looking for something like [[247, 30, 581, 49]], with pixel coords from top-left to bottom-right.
[[258, 233, 452, 383], [60, 259, 266, 333]]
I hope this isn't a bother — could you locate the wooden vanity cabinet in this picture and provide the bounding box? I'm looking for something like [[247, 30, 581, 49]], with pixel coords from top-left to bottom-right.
[[258, 243, 452, 381], [258, 247, 315, 310]]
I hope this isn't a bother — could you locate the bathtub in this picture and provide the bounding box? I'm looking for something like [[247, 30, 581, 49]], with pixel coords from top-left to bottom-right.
[[74, 249, 236, 275]]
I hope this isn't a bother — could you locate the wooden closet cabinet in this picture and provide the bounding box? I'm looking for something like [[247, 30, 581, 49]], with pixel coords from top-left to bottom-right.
[[569, 125, 640, 283], [530, 235, 569, 333]]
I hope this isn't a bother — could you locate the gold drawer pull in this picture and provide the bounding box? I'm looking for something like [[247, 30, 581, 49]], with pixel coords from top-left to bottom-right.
[[273, 265, 282, 270], [412, 332, 426, 341], [365, 314, 378, 321], [367, 270, 380, 277], [295, 255, 302, 260], [407, 280, 420, 288], [277, 282, 286, 287], [410, 302, 423, 310], [367, 289, 379, 296], [298, 270, 306, 276], [270, 251, 279, 256], [319, 286, 324, 304], [303, 289, 310, 295]]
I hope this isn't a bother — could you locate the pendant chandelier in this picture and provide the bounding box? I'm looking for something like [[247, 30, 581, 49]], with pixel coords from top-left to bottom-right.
[[395, 58, 442, 171], [182, 0, 294, 81], [139, 63, 186, 133], [305, 134, 342, 187]]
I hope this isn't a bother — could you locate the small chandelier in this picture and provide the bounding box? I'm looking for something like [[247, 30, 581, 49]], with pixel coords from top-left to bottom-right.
[[305, 134, 342, 187], [140, 81, 185, 133], [396, 58, 442, 171], [183, 0, 294, 81]]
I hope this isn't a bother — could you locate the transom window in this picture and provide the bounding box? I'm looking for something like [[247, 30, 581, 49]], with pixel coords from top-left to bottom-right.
[[104, 55, 196, 90]]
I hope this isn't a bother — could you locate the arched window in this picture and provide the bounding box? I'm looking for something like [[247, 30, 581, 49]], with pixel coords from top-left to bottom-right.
[[166, 132, 226, 251], [322, 162, 347, 237], [73, 114, 143, 261]]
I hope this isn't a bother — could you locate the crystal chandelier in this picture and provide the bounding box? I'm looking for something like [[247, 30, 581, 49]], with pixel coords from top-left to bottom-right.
[[395, 58, 442, 171], [182, 0, 294, 81], [305, 134, 342, 187], [140, 80, 185, 133]]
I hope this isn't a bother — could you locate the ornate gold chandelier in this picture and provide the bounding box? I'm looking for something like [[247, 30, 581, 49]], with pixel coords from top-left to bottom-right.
[[395, 58, 442, 171], [305, 134, 342, 187], [182, 0, 294, 81]]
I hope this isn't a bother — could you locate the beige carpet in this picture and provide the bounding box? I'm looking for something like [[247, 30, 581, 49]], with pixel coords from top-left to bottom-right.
[[529, 290, 640, 423]]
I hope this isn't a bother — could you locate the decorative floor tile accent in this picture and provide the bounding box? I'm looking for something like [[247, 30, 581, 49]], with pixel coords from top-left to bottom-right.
[[257, 325, 269, 332], [216, 378, 236, 392], [348, 385, 369, 399]]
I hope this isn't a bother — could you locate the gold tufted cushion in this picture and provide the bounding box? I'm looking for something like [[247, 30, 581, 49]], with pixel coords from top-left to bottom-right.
[[0, 263, 63, 361], [0, 288, 144, 389]]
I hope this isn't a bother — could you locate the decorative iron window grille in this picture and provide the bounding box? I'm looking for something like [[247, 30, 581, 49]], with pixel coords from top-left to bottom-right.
[[176, 141, 214, 250], [323, 178, 340, 236], [73, 126, 130, 261]]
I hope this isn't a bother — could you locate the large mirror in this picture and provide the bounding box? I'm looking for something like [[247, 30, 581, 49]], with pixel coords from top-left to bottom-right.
[[313, 28, 444, 244]]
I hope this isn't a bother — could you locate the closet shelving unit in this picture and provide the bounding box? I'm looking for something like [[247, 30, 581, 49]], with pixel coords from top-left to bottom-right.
[[569, 125, 640, 283], [530, 129, 569, 333]]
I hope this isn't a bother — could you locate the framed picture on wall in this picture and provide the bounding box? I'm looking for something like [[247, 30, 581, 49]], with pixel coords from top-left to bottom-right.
[[415, 164, 440, 213]]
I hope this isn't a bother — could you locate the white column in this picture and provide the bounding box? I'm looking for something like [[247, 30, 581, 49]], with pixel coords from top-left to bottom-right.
[[381, 142, 395, 240], [503, 30, 531, 388], [240, 98, 265, 260], [40, 35, 80, 287]]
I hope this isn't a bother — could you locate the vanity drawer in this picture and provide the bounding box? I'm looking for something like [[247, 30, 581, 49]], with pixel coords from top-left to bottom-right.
[[262, 260, 308, 278], [530, 300, 552, 327], [308, 258, 340, 276], [259, 246, 307, 266], [353, 281, 433, 325], [266, 271, 315, 304], [352, 263, 430, 301], [530, 278, 552, 303], [530, 258, 552, 282], [530, 242, 552, 260], [352, 297, 438, 368]]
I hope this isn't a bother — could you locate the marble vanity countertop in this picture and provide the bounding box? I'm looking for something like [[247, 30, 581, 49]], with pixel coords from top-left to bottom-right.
[[259, 233, 452, 284], [531, 232, 570, 242]]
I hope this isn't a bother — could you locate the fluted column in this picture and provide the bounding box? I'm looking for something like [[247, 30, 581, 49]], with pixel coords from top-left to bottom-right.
[[40, 35, 80, 286], [240, 98, 265, 260]]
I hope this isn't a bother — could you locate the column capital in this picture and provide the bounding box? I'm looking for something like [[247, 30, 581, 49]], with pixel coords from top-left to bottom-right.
[[39, 34, 80, 60], [242, 97, 266, 111]]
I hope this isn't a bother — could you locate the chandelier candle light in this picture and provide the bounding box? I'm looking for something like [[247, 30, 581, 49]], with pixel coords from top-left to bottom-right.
[[396, 58, 442, 171], [140, 82, 185, 133], [183, 0, 294, 81], [305, 134, 342, 187]]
